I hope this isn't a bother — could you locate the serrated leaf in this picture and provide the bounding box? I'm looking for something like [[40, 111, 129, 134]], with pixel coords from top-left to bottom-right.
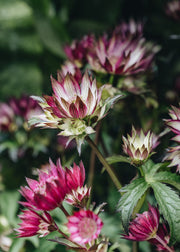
[[151, 182, 180, 243], [142, 160, 163, 176], [106, 155, 131, 165], [117, 178, 149, 232], [152, 171, 180, 190]]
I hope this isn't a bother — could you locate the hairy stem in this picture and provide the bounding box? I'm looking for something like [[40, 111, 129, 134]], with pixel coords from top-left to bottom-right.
[[85, 136, 122, 191]]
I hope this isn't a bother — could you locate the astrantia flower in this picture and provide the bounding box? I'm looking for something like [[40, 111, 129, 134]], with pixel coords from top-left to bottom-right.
[[165, 105, 180, 143], [58, 61, 82, 82], [165, 0, 180, 21], [0, 103, 15, 131], [19, 159, 66, 211], [123, 205, 160, 241], [67, 210, 103, 245], [16, 209, 57, 237], [150, 224, 174, 251], [65, 161, 91, 207], [87, 31, 160, 76], [64, 35, 94, 67], [122, 127, 159, 165], [113, 19, 144, 39], [164, 145, 180, 173], [30, 72, 120, 153], [10, 95, 41, 121], [123, 205, 174, 251]]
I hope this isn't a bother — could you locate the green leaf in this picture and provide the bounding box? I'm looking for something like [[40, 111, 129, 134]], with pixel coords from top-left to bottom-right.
[[142, 159, 163, 176], [152, 171, 180, 190], [106, 155, 131, 165], [0, 191, 20, 226], [151, 182, 180, 243], [117, 178, 149, 232], [33, 232, 58, 252], [9, 238, 25, 252]]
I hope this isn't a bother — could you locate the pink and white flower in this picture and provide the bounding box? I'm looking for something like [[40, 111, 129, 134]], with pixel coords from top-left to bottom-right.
[[87, 29, 159, 76], [64, 35, 94, 67], [122, 127, 159, 165], [19, 159, 66, 211], [58, 61, 82, 83], [67, 210, 103, 245], [16, 209, 57, 237], [165, 0, 180, 21], [65, 161, 91, 207], [0, 103, 15, 132], [30, 72, 120, 153], [165, 105, 180, 143], [164, 145, 180, 173]]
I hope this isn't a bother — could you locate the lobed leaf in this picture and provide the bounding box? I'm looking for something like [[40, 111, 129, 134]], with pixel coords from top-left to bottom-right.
[[151, 182, 180, 243], [152, 171, 180, 190], [117, 178, 149, 232]]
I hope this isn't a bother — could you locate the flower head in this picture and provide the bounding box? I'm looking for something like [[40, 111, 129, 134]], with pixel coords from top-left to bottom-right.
[[122, 127, 159, 165], [67, 210, 103, 245], [0, 103, 15, 131], [164, 145, 180, 173], [165, 105, 180, 143], [19, 159, 66, 211], [10, 95, 41, 121], [65, 161, 91, 207], [87, 29, 159, 76], [123, 204, 160, 241], [30, 71, 120, 153], [64, 35, 94, 67], [16, 209, 57, 237], [165, 0, 180, 21], [58, 61, 82, 82], [113, 19, 144, 39]]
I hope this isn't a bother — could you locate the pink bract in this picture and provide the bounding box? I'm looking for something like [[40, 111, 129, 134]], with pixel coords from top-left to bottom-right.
[[19, 159, 66, 211], [165, 0, 180, 21], [123, 204, 160, 241], [67, 210, 103, 245], [16, 209, 57, 237], [165, 105, 180, 143], [0, 103, 15, 131], [87, 28, 159, 76]]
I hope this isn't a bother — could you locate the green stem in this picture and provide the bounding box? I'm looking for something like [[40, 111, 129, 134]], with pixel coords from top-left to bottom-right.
[[85, 136, 122, 191], [132, 241, 138, 252], [60, 204, 70, 217]]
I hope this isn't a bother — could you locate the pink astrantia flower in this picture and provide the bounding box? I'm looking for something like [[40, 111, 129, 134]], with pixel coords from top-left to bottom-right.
[[30, 71, 120, 153], [16, 209, 57, 238], [0, 103, 15, 131], [150, 224, 174, 251], [19, 159, 66, 211], [123, 205, 174, 251], [165, 105, 180, 143], [87, 28, 160, 76], [64, 35, 94, 67], [58, 61, 82, 83], [123, 205, 160, 241], [65, 161, 91, 207], [164, 145, 180, 173], [113, 19, 144, 39], [10, 95, 41, 121], [67, 210, 103, 245], [122, 127, 159, 165], [165, 0, 180, 21]]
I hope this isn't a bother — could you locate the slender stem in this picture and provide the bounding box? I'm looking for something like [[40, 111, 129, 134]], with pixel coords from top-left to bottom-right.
[[56, 226, 69, 239], [85, 136, 122, 191], [155, 235, 174, 252], [88, 122, 101, 188], [60, 205, 70, 217], [132, 241, 138, 252]]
